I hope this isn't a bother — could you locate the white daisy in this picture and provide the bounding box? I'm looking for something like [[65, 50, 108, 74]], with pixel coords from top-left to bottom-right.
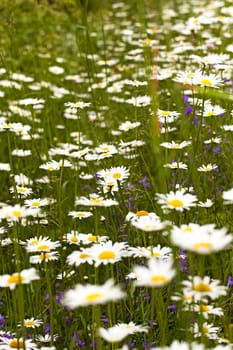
[[62, 279, 125, 308]]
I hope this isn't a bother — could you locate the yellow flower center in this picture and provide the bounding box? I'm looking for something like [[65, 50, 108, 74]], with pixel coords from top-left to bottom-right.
[[70, 236, 79, 243], [151, 275, 167, 284], [24, 320, 36, 327], [161, 111, 170, 116], [193, 242, 212, 251], [151, 27, 158, 33], [87, 235, 97, 242], [198, 305, 211, 312], [80, 253, 90, 259], [201, 79, 212, 86], [31, 201, 41, 207], [17, 188, 27, 193], [168, 199, 184, 208], [112, 173, 122, 179], [75, 213, 86, 217], [151, 252, 161, 257], [12, 210, 23, 217], [37, 245, 50, 251], [39, 253, 51, 260], [136, 210, 149, 216], [9, 339, 24, 348], [193, 283, 212, 292], [90, 199, 103, 204], [98, 251, 116, 260], [182, 226, 193, 233], [7, 274, 25, 285], [47, 166, 56, 171], [184, 295, 193, 302], [31, 239, 39, 245], [203, 326, 209, 334], [207, 111, 215, 117], [144, 38, 152, 46], [86, 293, 102, 302]]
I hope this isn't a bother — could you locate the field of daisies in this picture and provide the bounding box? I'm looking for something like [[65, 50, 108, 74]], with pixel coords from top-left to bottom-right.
[[0, 0, 232, 349]]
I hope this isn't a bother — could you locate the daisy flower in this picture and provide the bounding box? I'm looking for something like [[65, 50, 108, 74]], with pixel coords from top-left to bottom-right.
[[163, 161, 188, 170], [118, 121, 141, 131], [97, 166, 130, 182], [62, 279, 125, 308], [48, 66, 64, 74], [194, 72, 223, 88], [14, 173, 33, 186], [24, 198, 49, 208], [9, 186, 33, 197], [0, 268, 39, 290], [191, 303, 224, 318], [68, 211, 93, 219], [182, 276, 227, 300], [222, 188, 233, 204], [171, 224, 232, 254], [132, 258, 176, 287], [64, 101, 91, 109], [0, 163, 11, 171], [115, 321, 148, 334], [29, 251, 59, 264], [78, 233, 109, 245], [157, 109, 180, 123], [39, 160, 60, 171], [193, 322, 220, 340], [75, 193, 118, 207], [0, 205, 40, 222], [197, 163, 218, 172], [126, 95, 151, 107], [160, 140, 191, 149], [95, 143, 118, 155], [98, 178, 119, 194], [98, 326, 129, 343], [20, 317, 43, 328], [152, 340, 205, 350], [126, 211, 167, 232], [66, 248, 94, 266], [173, 70, 202, 85], [88, 241, 128, 267], [128, 245, 172, 259], [0, 337, 38, 349], [25, 237, 61, 253], [203, 104, 225, 117], [155, 188, 197, 211]]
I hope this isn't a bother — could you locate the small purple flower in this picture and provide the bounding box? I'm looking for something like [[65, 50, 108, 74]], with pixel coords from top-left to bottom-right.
[[183, 94, 189, 103], [185, 105, 193, 115], [227, 275, 233, 287], [0, 314, 5, 326], [168, 304, 177, 312], [139, 176, 151, 189]]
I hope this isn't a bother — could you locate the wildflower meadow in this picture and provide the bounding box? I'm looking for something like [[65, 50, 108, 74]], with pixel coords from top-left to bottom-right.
[[0, 0, 233, 349]]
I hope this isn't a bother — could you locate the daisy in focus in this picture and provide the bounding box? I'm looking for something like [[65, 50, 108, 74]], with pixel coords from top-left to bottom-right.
[[155, 188, 197, 211], [182, 276, 227, 300]]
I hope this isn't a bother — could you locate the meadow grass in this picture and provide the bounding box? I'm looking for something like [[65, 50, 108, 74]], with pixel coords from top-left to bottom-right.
[[0, 0, 232, 349]]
